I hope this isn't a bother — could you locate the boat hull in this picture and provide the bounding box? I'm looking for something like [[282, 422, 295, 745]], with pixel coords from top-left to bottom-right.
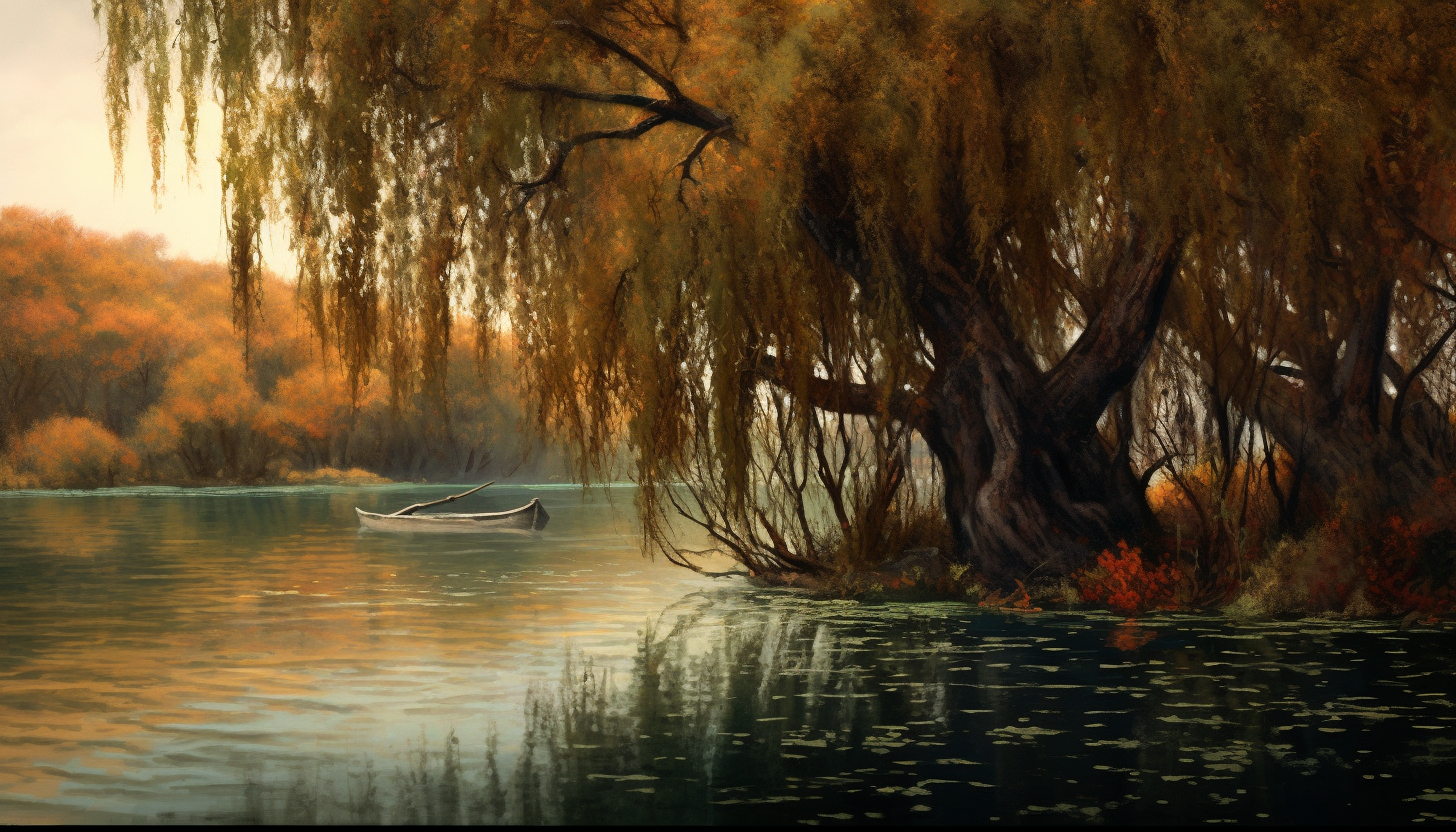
[[356, 498, 549, 532]]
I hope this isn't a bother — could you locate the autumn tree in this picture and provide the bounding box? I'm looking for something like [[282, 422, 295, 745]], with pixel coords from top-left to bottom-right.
[[1119, 6, 1456, 596], [97, 0, 1456, 586], [0, 207, 544, 486], [0, 209, 195, 445], [132, 346, 280, 481]]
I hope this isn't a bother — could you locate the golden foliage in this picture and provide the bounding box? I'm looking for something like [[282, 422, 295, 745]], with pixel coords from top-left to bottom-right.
[[93, 1, 1456, 582], [10, 416, 138, 489], [0, 207, 555, 486]]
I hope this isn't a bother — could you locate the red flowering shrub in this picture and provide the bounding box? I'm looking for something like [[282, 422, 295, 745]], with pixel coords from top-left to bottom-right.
[[1076, 542, 1183, 612]]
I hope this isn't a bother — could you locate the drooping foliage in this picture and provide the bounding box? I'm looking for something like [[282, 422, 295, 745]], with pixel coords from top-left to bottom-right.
[[95, 0, 1456, 590]]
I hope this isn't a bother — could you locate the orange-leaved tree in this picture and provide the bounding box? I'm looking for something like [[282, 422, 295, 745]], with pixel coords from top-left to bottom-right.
[[133, 347, 278, 482]]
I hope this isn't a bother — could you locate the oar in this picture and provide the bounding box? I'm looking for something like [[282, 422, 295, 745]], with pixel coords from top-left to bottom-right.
[[389, 482, 495, 516]]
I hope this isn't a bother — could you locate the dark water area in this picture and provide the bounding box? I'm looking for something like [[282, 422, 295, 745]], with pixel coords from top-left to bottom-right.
[[1, 486, 1454, 824]]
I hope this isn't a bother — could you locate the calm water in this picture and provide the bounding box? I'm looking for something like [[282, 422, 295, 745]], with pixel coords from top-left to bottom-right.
[[1, 485, 1455, 824]]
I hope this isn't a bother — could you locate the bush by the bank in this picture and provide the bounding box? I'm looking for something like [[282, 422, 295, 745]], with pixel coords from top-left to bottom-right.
[[1227, 478, 1456, 618], [1074, 543, 1183, 613], [8, 416, 137, 488], [753, 489, 1456, 619], [282, 467, 393, 485]]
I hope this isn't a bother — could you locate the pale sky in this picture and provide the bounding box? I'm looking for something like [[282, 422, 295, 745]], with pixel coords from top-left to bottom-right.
[[0, 0, 291, 270]]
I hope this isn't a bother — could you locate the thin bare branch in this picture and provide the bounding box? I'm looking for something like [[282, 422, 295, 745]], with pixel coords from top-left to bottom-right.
[[1417, 276, 1456, 304], [392, 61, 442, 92], [517, 113, 670, 192], [496, 77, 661, 109], [553, 19, 681, 99], [1392, 314, 1456, 436], [678, 124, 729, 185]]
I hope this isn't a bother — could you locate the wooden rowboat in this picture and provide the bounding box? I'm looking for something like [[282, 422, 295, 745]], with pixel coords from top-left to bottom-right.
[[356, 499, 548, 532], [356, 483, 549, 532]]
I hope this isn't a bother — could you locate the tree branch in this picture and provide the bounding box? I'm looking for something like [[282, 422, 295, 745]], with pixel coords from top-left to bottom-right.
[[1392, 313, 1456, 437], [601, 0, 689, 43], [751, 352, 924, 426], [392, 61, 443, 92], [422, 112, 456, 132], [553, 19, 681, 99], [1044, 223, 1182, 432], [496, 77, 661, 110], [677, 123, 731, 197], [1138, 453, 1177, 488], [495, 30, 734, 204], [1394, 206, 1456, 253], [550, 20, 731, 133], [1417, 276, 1456, 304], [517, 113, 670, 192]]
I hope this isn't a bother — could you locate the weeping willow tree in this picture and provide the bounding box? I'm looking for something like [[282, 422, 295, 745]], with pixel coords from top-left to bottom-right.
[[97, 0, 1456, 587]]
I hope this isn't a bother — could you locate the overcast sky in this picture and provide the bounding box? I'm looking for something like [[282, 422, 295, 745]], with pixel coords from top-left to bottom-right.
[[0, 1, 292, 270]]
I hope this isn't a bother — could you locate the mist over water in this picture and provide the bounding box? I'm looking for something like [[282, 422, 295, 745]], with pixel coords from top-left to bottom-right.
[[1, 486, 1454, 824]]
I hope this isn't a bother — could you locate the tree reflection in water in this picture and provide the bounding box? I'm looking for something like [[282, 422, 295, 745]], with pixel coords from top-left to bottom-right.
[[213, 597, 1456, 825], [226, 600, 961, 824], [533, 607, 958, 825]]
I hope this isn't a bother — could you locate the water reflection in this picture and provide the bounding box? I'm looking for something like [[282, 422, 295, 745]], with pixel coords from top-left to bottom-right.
[[0, 485, 709, 822], [202, 597, 1456, 826], [2, 487, 1455, 824]]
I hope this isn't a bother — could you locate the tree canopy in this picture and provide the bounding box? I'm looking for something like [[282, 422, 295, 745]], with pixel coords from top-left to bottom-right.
[[0, 207, 550, 488], [97, 0, 1456, 590]]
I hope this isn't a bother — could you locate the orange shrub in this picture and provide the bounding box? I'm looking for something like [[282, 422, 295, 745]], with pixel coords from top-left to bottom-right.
[[1076, 542, 1183, 613], [1144, 457, 1282, 600], [8, 416, 137, 488]]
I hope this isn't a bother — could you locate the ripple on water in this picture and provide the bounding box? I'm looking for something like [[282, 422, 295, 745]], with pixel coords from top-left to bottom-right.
[[3, 487, 1456, 824]]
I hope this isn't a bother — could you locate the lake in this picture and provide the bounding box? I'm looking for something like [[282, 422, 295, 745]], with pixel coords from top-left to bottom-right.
[[1, 485, 1454, 824]]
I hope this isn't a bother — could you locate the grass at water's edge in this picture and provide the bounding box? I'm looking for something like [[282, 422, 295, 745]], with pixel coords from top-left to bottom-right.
[[741, 551, 1455, 623]]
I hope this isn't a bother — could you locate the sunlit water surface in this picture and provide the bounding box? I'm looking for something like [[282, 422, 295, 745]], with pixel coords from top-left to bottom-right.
[[1, 485, 1454, 825]]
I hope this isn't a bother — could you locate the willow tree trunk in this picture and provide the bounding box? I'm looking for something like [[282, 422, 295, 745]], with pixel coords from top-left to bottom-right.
[[918, 358, 1155, 587], [906, 236, 1177, 587], [798, 159, 1180, 588], [1263, 275, 1456, 525]]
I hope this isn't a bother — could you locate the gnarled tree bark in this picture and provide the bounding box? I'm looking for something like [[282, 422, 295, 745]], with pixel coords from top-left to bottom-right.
[[1260, 271, 1456, 524], [801, 169, 1182, 587]]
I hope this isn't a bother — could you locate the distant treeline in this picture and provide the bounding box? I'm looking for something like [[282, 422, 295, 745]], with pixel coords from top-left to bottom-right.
[[0, 207, 569, 488]]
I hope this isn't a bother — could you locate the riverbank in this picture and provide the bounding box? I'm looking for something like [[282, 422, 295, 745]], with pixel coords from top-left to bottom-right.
[[0, 464, 581, 490], [4, 476, 1451, 622], [746, 536, 1455, 622], [0, 464, 393, 489]]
